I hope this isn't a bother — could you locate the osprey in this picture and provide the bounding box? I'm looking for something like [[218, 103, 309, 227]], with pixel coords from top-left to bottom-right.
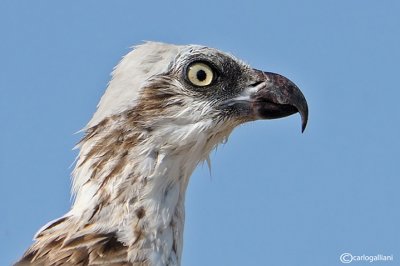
[[17, 42, 308, 265]]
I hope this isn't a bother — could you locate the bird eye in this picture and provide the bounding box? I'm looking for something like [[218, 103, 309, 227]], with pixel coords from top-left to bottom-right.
[[187, 62, 215, 87]]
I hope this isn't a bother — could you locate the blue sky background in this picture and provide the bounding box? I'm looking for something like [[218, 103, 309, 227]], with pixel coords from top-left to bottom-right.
[[1, 1, 399, 265]]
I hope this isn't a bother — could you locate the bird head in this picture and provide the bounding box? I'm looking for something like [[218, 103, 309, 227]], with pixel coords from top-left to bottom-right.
[[86, 42, 308, 154]]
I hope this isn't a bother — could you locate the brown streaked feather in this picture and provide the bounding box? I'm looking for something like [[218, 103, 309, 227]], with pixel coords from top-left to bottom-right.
[[17, 230, 131, 266], [99, 150, 128, 189], [34, 217, 68, 239]]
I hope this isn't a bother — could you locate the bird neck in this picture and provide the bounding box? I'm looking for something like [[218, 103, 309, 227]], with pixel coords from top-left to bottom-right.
[[67, 115, 232, 264]]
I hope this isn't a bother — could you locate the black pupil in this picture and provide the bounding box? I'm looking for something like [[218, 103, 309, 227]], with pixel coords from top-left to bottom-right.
[[196, 69, 207, 82]]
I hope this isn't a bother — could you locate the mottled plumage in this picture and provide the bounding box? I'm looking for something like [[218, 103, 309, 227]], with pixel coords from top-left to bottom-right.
[[17, 42, 308, 266]]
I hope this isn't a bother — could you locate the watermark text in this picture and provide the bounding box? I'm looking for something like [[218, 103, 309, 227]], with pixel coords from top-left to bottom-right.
[[340, 253, 394, 263]]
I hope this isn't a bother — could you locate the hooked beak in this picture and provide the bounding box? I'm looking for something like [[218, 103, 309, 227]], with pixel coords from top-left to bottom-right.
[[227, 70, 308, 132], [252, 71, 308, 132]]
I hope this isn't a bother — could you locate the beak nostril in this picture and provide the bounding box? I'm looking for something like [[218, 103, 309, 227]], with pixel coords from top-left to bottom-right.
[[250, 81, 264, 87]]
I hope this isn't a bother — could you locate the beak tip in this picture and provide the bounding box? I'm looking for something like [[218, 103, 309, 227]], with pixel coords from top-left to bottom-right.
[[300, 109, 308, 133], [296, 94, 308, 134], [301, 123, 306, 133]]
